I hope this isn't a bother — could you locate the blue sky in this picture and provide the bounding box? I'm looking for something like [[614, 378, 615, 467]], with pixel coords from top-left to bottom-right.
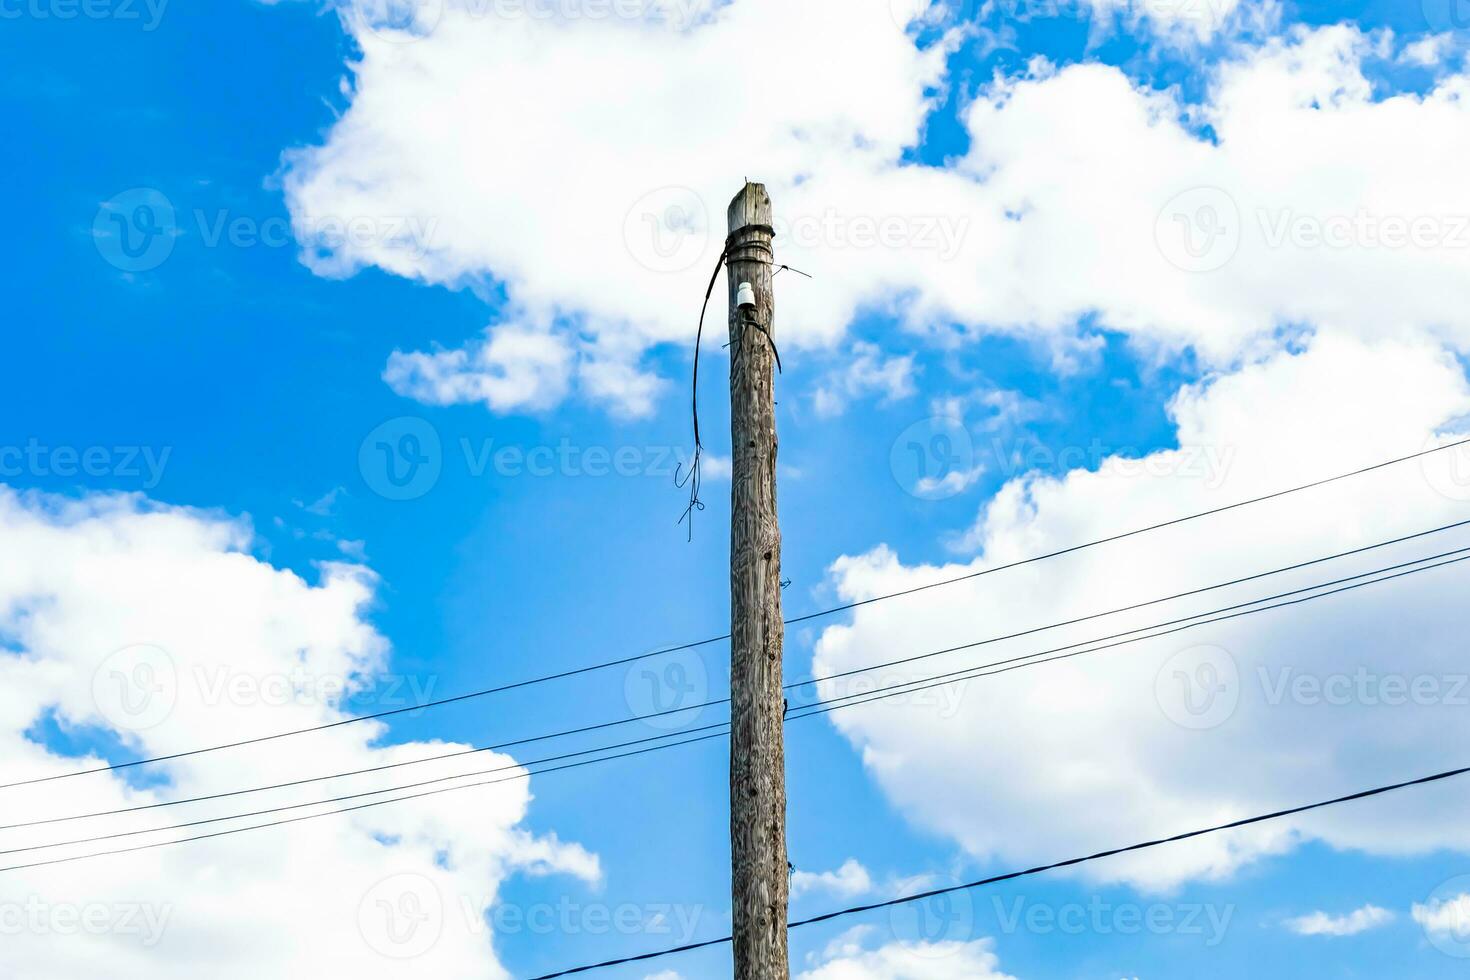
[[6, 1, 1470, 978]]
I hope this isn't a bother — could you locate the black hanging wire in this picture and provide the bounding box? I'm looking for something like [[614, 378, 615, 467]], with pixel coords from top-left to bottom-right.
[[676, 223, 807, 539], [675, 241, 735, 539]]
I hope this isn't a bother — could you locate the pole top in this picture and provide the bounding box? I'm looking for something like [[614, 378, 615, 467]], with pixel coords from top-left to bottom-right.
[[728, 181, 772, 233]]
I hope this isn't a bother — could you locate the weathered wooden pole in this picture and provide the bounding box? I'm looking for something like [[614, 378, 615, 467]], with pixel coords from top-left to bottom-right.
[[726, 181, 790, 979]]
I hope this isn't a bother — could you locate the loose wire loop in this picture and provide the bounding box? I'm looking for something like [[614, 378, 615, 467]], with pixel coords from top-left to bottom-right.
[[679, 223, 797, 539]]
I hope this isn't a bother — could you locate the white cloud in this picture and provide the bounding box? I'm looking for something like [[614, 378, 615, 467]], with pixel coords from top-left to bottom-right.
[[383, 320, 575, 415], [1284, 904, 1394, 936], [917, 463, 986, 499], [811, 334, 1470, 890], [815, 924, 882, 962], [797, 935, 1016, 980], [791, 859, 875, 900], [1402, 33, 1457, 68], [281, 11, 1470, 417], [0, 488, 596, 978], [282, 0, 955, 416], [813, 343, 919, 418], [1413, 893, 1470, 941], [700, 453, 733, 480], [899, 0, 1264, 45], [296, 485, 345, 516], [1080, 0, 1247, 45]]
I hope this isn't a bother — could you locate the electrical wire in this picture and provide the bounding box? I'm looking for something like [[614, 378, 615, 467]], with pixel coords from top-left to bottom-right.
[[527, 759, 1470, 977], [0, 730, 731, 875], [784, 517, 1470, 691], [4, 543, 1463, 867], [7, 438, 1462, 792], [10, 521, 1464, 830], [787, 548, 1470, 723]]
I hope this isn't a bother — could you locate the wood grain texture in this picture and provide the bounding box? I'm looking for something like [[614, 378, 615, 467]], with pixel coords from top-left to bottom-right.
[[726, 182, 790, 980]]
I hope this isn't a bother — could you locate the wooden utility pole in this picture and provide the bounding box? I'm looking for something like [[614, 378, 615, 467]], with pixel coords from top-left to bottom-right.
[[726, 182, 790, 979]]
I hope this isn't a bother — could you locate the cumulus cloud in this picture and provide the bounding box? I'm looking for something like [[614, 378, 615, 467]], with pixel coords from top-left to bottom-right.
[[810, 334, 1470, 890], [797, 934, 1016, 980], [1080, 0, 1248, 45], [791, 859, 875, 900], [281, 7, 1470, 416], [282, 0, 954, 415], [813, 344, 919, 418], [0, 488, 596, 978], [383, 321, 575, 414], [1284, 904, 1394, 936], [1401, 33, 1458, 68], [1412, 892, 1470, 941]]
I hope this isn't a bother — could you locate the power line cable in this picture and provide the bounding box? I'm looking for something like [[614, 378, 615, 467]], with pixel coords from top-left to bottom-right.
[[782, 438, 1470, 629], [9, 527, 1466, 833], [787, 549, 1470, 724], [0, 730, 730, 875], [7, 438, 1463, 792], [0, 694, 726, 826], [527, 759, 1470, 977], [7, 546, 1463, 865], [785, 517, 1470, 691], [0, 723, 735, 858]]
